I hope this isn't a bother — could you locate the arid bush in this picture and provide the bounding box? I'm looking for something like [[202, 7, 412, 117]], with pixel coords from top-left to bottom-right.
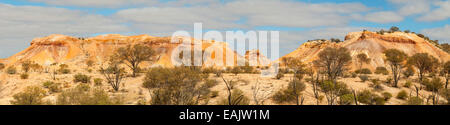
[[42, 81, 61, 93], [210, 91, 219, 98], [73, 73, 90, 83], [144, 67, 212, 105], [370, 79, 384, 91], [6, 66, 17, 74], [58, 64, 70, 74], [338, 94, 355, 105], [384, 49, 408, 87], [375, 67, 389, 75], [423, 77, 443, 92], [357, 90, 384, 105], [219, 89, 250, 105], [11, 86, 47, 105], [0, 63, 5, 71], [20, 73, 29, 79], [359, 75, 369, 82], [94, 78, 103, 86], [404, 96, 423, 105], [319, 81, 351, 105], [396, 90, 408, 100], [355, 68, 372, 74], [382, 92, 393, 101], [56, 85, 123, 105], [21, 61, 32, 73], [272, 79, 306, 104]]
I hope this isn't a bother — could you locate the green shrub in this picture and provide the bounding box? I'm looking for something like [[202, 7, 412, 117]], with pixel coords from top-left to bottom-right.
[[339, 94, 355, 105], [272, 79, 306, 104], [11, 86, 47, 105], [374, 96, 386, 105], [351, 72, 357, 78], [370, 79, 384, 91], [73, 73, 90, 83], [396, 90, 408, 100], [359, 75, 369, 82], [355, 68, 372, 74], [403, 66, 415, 78], [219, 89, 250, 105], [58, 64, 70, 74], [405, 96, 423, 105], [382, 92, 392, 101], [375, 67, 389, 75], [20, 73, 29, 79], [42, 81, 61, 93], [357, 90, 374, 104], [423, 77, 444, 92], [94, 78, 103, 86], [6, 66, 16, 74], [56, 87, 123, 105]]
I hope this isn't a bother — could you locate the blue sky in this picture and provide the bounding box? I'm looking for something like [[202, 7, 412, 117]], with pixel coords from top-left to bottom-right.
[[0, 0, 449, 58]]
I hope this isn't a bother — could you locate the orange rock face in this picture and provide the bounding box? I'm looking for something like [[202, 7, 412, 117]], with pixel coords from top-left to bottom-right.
[[281, 31, 450, 71], [0, 34, 247, 68]]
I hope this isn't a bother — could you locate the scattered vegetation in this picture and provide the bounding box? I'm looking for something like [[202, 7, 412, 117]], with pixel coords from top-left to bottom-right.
[[11, 86, 47, 105], [407, 53, 439, 82], [313, 47, 352, 82], [20, 73, 29, 79], [384, 49, 408, 87], [6, 66, 17, 74], [56, 85, 123, 105], [73, 73, 91, 83], [359, 75, 369, 82], [375, 67, 389, 75], [355, 68, 372, 74], [100, 61, 126, 91], [396, 90, 408, 100], [272, 79, 306, 105]]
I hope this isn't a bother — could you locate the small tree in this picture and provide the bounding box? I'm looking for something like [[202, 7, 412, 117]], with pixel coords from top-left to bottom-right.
[[313, 47, 352, 83], [383, 49, 407, 87], [356, 53, 370, 73], [11, 86, 47, 105], [21, 61, 32, 73], [114, 44, 155, 77], [407, 53, 438, 82], [389, 26, 400, 32], [100, 62, 126, 91]]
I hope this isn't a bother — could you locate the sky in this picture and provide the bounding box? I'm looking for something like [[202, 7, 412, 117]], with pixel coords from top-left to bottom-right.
[[0, 0, 449, 58]]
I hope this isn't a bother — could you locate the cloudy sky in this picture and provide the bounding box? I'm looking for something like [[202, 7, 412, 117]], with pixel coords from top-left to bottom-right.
[[0, 0, 449, 58]]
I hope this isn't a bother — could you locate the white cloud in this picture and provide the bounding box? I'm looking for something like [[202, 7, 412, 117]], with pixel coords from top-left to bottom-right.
[[363, 11, 404, 23], [115, 0, 369, 32], [0, 3, 130, 57], [417, 0, 450, 22], [27, 0, 159, 8], [421, 25, 450, 43], [388, 0, 434, 16]]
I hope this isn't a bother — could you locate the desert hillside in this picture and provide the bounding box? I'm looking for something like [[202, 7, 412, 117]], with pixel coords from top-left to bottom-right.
[[281, 31, 450, 71]]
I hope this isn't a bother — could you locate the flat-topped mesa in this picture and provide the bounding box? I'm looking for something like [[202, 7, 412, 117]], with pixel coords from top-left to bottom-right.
[[30, 34, 80, 46], [2, 34, 248, 68]]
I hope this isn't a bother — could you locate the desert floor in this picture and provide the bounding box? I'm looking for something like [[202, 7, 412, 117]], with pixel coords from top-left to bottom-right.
[[0, 69, 446, 105]]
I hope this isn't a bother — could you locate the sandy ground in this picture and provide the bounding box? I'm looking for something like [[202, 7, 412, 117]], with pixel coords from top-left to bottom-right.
[[0, 69, 446, 105]]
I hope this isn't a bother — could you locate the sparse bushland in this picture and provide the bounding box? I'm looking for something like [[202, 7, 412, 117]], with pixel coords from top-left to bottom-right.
[[144, 67, 215, 105], [56, 85, 123, 105], [73, 73, 91, 83], [403, 81, 412, 88], [100, 60, 126, 92], [357, 90, 385, 105], [11, 86, 47, 105], [338, 94, 355, 105], [370, 79, 384, 91], [375, 67, 389, 75], [396, 90, 408, 100], [6, 66, 17, 74], [86, 60, 94, 67], [114, 44, 156, 77], [252, 79, 272, 105], [313, 47, 352, 82], [272, 79, 306, 105], [384, 49, 408, 87], [407, 53, 439, 82]]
